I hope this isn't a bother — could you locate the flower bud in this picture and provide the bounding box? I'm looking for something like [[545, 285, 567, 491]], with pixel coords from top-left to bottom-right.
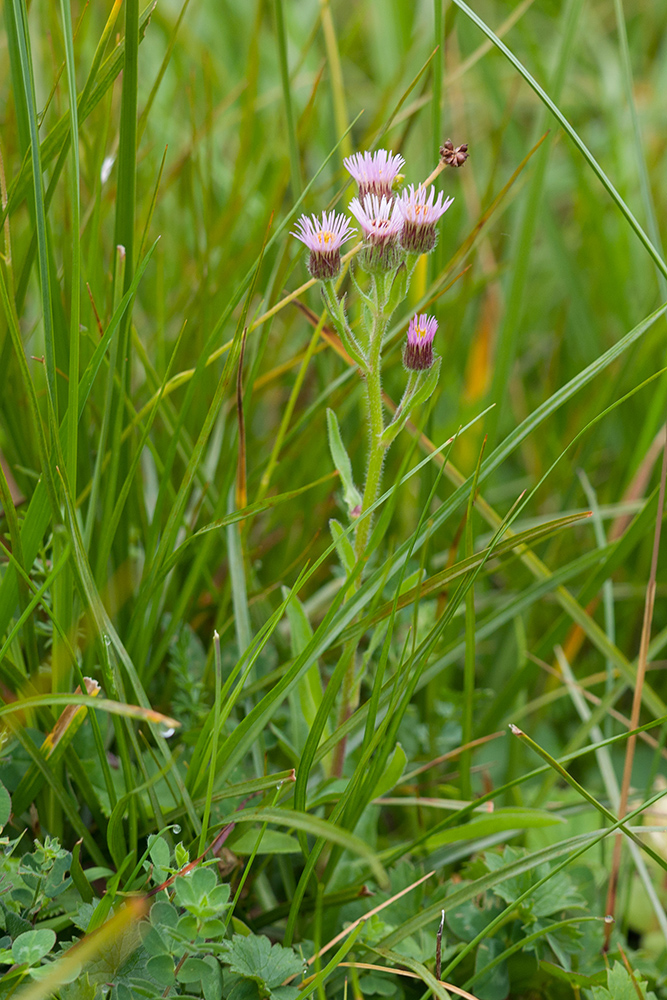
[[292, 211, 356, 281], [403, 314, 438, 371], [397, 185, 453, 256]]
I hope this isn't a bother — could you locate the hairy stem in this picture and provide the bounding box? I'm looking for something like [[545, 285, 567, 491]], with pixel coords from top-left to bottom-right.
[[333, 277, 388, 775]]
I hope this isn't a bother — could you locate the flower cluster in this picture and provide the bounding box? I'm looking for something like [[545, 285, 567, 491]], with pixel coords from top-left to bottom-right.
[[293, 148, 453, 280], [293, 148, 455, 372]]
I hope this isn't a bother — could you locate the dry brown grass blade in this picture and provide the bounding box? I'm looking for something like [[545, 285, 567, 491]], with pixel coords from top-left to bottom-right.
[[604, 433, 667, 945], [610, 424, 667, 541], [403, 731, 505, 780], [333, 963, 483, 1000], [528, 654, 667, 761], [556, 423, 666, 667], [15, 898, 147, 1000], [41, 677, 100, 757], [303, 869, 435, 969]]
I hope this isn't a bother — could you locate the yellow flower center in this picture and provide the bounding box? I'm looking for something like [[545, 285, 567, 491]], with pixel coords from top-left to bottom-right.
[[317, 231, 335, 246]]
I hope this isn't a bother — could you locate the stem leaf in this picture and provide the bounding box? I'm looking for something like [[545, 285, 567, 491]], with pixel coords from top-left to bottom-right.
[[326, 408, 363, 516]]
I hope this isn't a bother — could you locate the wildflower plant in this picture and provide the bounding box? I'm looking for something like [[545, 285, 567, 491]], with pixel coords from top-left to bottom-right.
[[293, 149, 454, 760]]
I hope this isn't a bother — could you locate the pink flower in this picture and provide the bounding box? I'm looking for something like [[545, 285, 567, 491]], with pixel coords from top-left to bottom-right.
[[404, 314, 438, 370], [397, 185, 454, 254], [348, 194, 403, 273], [292, 211, 356, 280], [348, 194, 403, 244], [344, 149, 405, 200]]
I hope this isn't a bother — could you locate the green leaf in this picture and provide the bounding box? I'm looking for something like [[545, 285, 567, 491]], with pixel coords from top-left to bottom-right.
[[591, 962, 658, 1000], [230, 829, 301, 855], [70, 840, 93, 905], [58, 974, 102, 1000], [12, 929, 56, 967], [423, 809, 561, 851], [540, 961, 606, 988], [222, 935, 302, 990], [446, 894, 505, 944], [173, 867, 231, 922], [270, 988, 299, 1000], [146, 954, 175, 987], [329, 518, 356, 575], [380, 356, 441, 448], [384, 262, 407, 318], [147, 833, 171, 882], [473, 938, 508, 1000], [372, 742, 406, 799], [0, 781, 11, 831], [357, 973, 398, 997], [283, 589, 323, 735], [200, 956, 222, 1000], [228, 981, 262, 1000], [326, 408, 362, 515], [177, 957, 213, 984], [149, 900, 179, 929]]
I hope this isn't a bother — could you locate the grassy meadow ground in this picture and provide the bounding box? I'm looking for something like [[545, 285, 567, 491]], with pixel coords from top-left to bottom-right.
[[1, 0, 667, 996]]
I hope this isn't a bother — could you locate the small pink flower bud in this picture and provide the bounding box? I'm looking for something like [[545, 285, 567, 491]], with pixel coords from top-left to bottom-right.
[[403, 314, 438, 371]]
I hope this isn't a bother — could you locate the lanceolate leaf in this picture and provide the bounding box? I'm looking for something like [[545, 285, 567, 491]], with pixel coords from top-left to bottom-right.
[[327, 408, 363, 515]]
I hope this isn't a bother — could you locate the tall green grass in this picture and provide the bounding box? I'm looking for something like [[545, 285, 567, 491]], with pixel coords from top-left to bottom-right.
[[1, 0, 667, 995]]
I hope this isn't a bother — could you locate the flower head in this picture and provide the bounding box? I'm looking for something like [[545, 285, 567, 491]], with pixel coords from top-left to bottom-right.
[[349, 194, 403, 243], [397, 184, 454, 255], [404, 313, 438, 371], [292, 211, 356, 280], [344, 149, 405, 200], [348, 194, 403, 273]]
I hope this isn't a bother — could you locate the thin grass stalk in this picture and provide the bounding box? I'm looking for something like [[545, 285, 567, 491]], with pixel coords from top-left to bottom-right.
[[440, 781, 667, 981], [199, 631, 222, 856], [274, 0, 302, 199], [485, 0, 582, 442], [10, 0, 57, 413], [320, 0, 351, 161], [52, 0, 82, 714], [577, 469, 616, 739], [257, 309, 328, 502], [0, 451, 38, 672], [432, 0, 443, 156], [460, 439, 485, 798], [556, 648, 667, 941], [451, 0, 667, 283], [605, 435, 667, 937]]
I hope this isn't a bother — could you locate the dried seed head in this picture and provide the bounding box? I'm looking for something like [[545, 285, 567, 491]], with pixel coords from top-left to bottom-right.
[[440, 138, 469, 168]]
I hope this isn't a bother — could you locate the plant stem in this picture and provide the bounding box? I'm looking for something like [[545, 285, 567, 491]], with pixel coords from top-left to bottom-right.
[[353, 281, 387, 561], [333, 279, 388, 774]]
